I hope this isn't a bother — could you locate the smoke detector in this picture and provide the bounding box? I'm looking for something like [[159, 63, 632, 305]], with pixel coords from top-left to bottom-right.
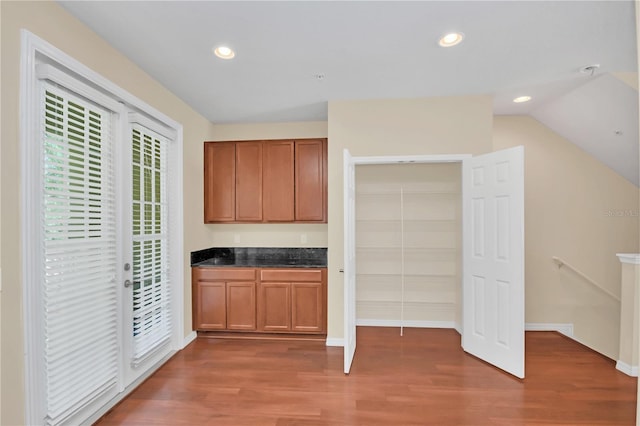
[[579, 64, 600, 76]]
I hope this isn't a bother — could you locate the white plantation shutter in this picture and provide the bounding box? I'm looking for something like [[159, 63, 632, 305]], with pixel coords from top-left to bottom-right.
[[131, 124, 171, 365], [41, 83, 119, 425]]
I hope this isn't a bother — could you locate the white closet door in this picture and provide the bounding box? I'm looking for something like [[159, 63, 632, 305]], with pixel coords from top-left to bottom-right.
[[462, 146, 525, 378], [343, 149, 357, 374]]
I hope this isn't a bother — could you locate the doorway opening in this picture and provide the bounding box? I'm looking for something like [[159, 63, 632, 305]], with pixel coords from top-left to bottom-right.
[[355, 162, 462, 334], [343, 148, 525, 379]]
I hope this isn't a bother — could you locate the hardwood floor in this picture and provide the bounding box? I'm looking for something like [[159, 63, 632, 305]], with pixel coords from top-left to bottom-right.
[[97, 328, 637, 425]]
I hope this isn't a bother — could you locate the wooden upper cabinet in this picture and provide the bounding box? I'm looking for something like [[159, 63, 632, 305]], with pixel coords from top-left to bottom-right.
[[235, 142, 263, 221], [203, 138, 327, 223], [295, 139, 327, 222], [263, 141, 295, 222], [204, 142, 235, 223]]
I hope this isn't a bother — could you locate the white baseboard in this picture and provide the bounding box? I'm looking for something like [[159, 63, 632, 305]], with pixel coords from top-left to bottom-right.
[[616, 360, 639, 377], [325, 337, 344, 347], [356, 319, 456, 329], [454, 323, 462, 335], [524, 322, 574, 337], [182, 331, 197, 348]]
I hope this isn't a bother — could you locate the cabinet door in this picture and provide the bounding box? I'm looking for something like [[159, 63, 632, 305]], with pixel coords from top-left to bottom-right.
[[258, 282, 291, 331], [263, 141, 294, 221], [204, 142, 235, 222], [295, 139, 326, 222], [195, 281, 226, 330], [236, 141, 263, 221], [291, 282, 324, 333], [226, 282, 256, 330]]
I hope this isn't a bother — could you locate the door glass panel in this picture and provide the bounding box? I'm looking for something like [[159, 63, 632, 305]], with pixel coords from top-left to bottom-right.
[[131, 126, 171, 366]]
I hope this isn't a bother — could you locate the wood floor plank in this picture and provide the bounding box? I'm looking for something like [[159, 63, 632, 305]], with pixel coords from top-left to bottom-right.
[[96, 328, 637, 425]]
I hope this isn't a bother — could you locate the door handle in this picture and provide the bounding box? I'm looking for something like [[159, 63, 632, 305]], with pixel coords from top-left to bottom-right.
[[124, 279, 133, 288]]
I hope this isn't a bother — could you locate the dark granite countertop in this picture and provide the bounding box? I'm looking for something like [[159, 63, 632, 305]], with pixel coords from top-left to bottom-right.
[[191, 247, 327, 268]]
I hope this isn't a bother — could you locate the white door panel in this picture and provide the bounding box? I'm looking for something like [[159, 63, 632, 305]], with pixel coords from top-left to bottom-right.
[[344, 149, 357, 374], [462, 146, 525, 378]]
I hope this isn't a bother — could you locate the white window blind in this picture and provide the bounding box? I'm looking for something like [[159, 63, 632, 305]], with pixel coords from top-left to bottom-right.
[[131, 124, 171, 366], [41, 83, 118, 425]]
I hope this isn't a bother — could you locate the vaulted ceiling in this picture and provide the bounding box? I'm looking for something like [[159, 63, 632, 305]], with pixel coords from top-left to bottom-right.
[[59, 1, 638, 185]]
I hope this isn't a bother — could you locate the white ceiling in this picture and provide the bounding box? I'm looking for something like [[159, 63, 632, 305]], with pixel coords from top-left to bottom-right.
[[59, 1, 638, 184]]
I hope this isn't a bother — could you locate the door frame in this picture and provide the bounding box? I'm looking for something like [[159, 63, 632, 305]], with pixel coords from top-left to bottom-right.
[[343, 152, 470, 374]]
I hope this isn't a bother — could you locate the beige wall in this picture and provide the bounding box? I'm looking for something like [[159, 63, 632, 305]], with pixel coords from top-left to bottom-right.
[[613, 72, 639, 91], [326, 96, 493, 339], [0, 2, 215, 424], [494, 116, 639, 359], [202, 121, 329, 248]]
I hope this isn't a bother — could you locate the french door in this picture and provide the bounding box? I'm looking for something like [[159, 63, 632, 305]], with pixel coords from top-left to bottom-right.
[[26, 62, 179, 425], [37, 82, 122, 426]]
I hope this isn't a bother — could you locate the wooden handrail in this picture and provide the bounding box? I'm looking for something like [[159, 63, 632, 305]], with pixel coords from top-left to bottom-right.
[[552, 256, 620, 302]]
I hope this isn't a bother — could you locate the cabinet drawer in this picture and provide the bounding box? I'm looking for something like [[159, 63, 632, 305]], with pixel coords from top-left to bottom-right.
[[260, 269, 322, 282], [196, 268, 256, 281]]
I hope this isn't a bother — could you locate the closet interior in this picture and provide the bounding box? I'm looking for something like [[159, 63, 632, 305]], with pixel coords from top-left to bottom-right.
[[355, 162, 462, 332]]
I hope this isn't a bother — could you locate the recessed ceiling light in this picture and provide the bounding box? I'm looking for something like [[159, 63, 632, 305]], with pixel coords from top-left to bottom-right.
[[513, 95, 532, 103], [213, 45, 235, 60], [438, 32, 464, 47]]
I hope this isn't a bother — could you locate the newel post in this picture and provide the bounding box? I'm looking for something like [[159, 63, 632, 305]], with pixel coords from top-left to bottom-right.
[[616, 253, 640, 377]]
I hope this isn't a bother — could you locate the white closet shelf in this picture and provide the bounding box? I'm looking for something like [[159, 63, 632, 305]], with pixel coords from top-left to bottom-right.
[[355, 219, 457, 224], [356, 246, 458, 251], [357, 300, 454, 306], [356, 189, 459, 196], [356, 273, 457, 279]]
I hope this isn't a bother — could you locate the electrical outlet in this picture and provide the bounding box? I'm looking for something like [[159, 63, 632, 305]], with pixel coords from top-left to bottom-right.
[[300, 234, 308, 244], [234, 234, 240, 244]]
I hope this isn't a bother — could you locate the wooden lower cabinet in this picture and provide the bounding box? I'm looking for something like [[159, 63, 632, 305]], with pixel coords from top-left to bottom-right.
[[291, 282, 324, 333], [226, 282, 257, 330], [257, 269, 326, 334], [259, 283, 291, 331], [193, 267, 326, 335], [192, 268, 257, 331], [196, 281, 226, 329]]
